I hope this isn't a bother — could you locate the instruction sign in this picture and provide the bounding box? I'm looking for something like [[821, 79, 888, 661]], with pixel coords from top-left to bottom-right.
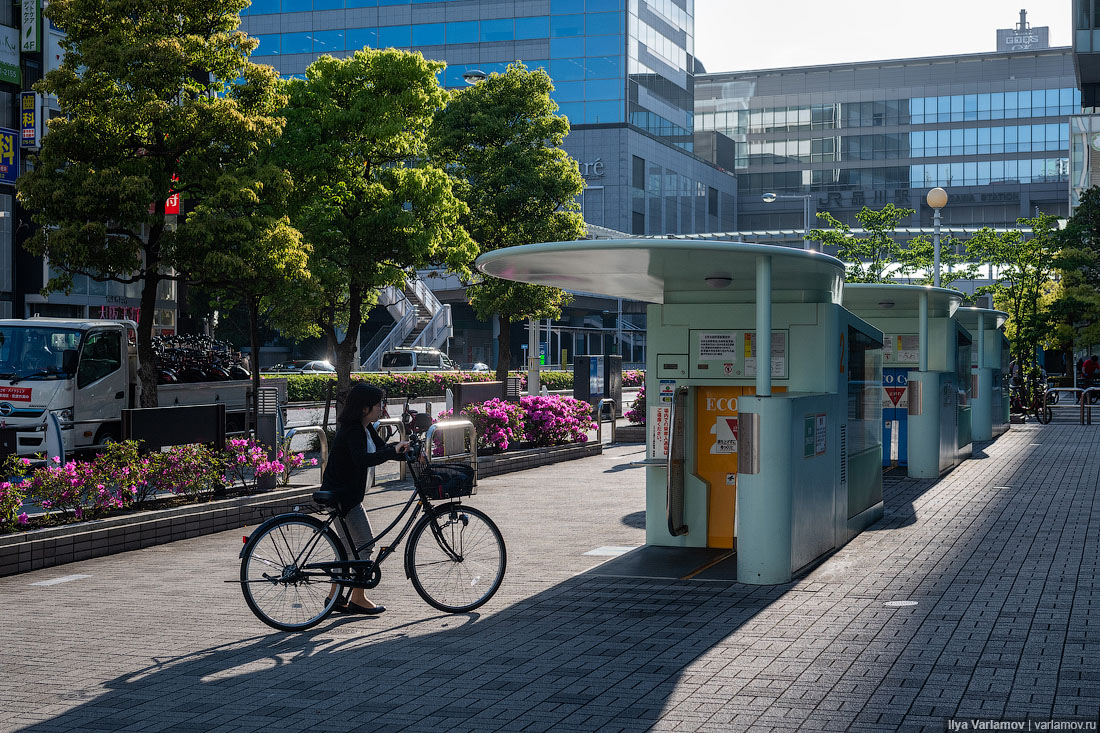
[[744, 331, 787, 378], [659, 379, 676, 404], [690, 329, 788, 379], [884, 334, 920, 364], [697, 332, 737, 360], [648, 406, 670, 459], [804, 413, 827, 457]]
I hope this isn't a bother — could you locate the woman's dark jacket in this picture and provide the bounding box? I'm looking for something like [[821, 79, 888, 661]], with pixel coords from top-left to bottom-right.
[[321, 422, 399, 515]]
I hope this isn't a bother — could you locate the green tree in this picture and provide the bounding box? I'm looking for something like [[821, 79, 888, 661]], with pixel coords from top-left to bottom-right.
[[809, 204, 914, 283], [431, 63, 586, 380], [16, 0, 283, 406], [1049, 186, 1100, 355], [968, 214, 1063, 375], [175, 163, 311, 424], [895, 233, 979, 287], [273, 49, 476, 399]]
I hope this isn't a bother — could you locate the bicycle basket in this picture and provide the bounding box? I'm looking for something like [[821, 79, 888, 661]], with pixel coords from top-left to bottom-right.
[[416, 463, 476, 500]]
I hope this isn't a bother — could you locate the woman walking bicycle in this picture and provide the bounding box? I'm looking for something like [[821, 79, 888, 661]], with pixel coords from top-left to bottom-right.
[[238, 386, 506, 631]]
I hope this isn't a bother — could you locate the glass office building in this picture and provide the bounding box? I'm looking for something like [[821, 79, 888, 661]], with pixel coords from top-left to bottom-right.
[[240, 0, 737, 237], [695, 48, 1075, 237]]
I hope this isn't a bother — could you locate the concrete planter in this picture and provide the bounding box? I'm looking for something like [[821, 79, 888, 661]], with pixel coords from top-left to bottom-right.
[[0, 440, 601, 577], [614, 424, 646, 443]]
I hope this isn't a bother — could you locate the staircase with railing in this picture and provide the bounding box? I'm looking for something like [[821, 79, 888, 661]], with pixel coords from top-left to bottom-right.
[[360, 278, 452, 370]]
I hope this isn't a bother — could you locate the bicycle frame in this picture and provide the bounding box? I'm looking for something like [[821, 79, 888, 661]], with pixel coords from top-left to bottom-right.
[[289, 442, 465, 589]]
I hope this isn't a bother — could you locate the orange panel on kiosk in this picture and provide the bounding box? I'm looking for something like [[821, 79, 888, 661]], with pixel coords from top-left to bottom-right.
[[695, 384, 786, 549]]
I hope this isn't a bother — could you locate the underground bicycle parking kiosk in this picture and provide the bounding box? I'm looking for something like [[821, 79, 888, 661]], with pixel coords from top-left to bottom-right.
[[477, 239, 885, 585], [955, 307, 1011, 442], [842, 284, 974, 479]]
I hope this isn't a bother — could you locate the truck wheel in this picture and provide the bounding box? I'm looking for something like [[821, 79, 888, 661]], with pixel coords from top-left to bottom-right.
[[94, 427, 119, 446]]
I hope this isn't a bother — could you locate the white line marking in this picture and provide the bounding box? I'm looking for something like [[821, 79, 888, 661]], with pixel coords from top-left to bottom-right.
[[583, 546, 639, 556], [31, 574, 91, 587], [884, 600, 917, 607]]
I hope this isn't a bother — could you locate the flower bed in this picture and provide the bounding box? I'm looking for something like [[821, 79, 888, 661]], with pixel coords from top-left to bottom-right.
[[272, 369, 644, 401], [436, 394, 597, 453], [626, 386, 646, 425], [1, 438, 316, 535]]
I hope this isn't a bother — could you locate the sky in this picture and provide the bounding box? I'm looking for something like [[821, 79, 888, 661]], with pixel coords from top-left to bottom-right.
[[693, 0, 1072, 73]]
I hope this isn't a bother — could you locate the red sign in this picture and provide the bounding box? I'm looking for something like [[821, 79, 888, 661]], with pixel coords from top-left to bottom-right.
[[886, 386, 906, 406], [0, 386, 32, 401], [164, 193, 180, 215]]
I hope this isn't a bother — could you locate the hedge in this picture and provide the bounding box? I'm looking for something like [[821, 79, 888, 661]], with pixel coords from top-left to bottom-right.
[[267, 369, 644, 402]]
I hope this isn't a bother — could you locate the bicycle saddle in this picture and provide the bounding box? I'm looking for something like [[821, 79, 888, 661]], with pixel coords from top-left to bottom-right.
[[312, 490, 340, 508]]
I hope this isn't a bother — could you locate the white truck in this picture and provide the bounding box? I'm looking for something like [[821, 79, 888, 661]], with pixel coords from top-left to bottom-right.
[[0, 318, 253, 456]]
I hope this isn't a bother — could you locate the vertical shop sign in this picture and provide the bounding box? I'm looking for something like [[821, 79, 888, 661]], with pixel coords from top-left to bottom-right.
[[21, 0, 39, 53], [20, 92, 37, 148], [0, 26, 19, 84], [0, 129, 18, 184]]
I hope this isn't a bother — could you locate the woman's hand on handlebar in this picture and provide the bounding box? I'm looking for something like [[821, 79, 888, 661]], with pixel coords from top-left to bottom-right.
[[395, 440, 411, 454]]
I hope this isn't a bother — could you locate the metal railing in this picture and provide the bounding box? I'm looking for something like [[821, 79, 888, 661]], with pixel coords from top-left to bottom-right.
[[1079, 388, 1100, 425], [280, 425, 329, 485], [594, 398, 616, 445], [424, 418, 478, 487], [361, 279, 452, 370], [374, 417, 407, 482]]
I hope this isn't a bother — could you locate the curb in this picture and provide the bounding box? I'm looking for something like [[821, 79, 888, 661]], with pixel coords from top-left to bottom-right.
[[0, 441, 601, 577]]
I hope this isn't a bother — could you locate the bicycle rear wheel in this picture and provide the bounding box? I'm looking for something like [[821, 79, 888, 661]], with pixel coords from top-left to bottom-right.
[[406, 504, 506, 613], [1034, 400, 1052, 424], [240, 515, 346, 632]]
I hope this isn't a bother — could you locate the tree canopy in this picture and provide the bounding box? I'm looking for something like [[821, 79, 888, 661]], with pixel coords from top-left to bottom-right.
[[273, 49, 477, 397], [431, 63, 585, 379], [16, 0, 283, 406]]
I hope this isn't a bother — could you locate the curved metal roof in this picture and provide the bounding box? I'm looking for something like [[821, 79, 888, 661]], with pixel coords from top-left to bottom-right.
[[475, 239, 845, 304], [954, 306, 1009, 331], [842, 283, 964, 319]]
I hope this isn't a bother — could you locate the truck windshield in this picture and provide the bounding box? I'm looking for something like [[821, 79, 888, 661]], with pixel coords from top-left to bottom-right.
[[0, 326, 82, 380]]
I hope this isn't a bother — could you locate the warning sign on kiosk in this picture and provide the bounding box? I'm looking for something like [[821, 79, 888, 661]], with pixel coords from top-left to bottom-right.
[[649, 406, 670, 459], [710, 416, 738, 454]]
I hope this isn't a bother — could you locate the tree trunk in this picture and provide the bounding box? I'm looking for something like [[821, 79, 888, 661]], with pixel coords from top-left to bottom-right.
[[136, 270, 161, 408], [249, 295, 261, 430], [331, 288, 365, 413], [495, 313, 511, 383]]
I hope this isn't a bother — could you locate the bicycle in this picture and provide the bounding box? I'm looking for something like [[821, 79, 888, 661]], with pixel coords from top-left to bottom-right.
[[1011, 378, 1051, 424], [238, 431, 506, 631]]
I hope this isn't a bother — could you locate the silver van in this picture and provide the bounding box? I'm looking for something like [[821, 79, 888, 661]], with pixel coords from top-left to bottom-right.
[[380, 348, 457, 371]]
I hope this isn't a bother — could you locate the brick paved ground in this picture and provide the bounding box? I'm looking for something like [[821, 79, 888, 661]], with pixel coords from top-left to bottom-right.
[[2, 425, 1098, 732]]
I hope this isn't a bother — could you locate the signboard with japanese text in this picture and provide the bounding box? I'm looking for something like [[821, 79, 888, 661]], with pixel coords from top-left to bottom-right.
[[20, 92, 38, 148], [21, 0, 38, 53], [0, 26, 19, 84], [690, 329, 788, 379], [883, 334, 919, 365], [0, 128, 18, 184], [648, 405, 670, 460]]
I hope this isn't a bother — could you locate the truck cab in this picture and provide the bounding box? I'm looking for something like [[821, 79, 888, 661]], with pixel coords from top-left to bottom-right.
[[0, 318, 132, 455]]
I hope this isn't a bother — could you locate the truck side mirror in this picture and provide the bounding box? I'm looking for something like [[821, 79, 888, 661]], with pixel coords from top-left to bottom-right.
[[62, 349, 78, 374]]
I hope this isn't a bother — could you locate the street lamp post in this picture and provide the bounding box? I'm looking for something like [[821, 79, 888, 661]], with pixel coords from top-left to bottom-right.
[[762, 192, 815, 249], [926, 187, 948, 288]]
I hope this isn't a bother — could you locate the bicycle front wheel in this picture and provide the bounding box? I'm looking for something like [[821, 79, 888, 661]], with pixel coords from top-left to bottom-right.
[[406, 504, 506, 613], [240, 515, 346, 632]]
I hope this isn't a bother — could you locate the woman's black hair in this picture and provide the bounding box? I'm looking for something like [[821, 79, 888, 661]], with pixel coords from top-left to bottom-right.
[[339, 383, 385, 427]]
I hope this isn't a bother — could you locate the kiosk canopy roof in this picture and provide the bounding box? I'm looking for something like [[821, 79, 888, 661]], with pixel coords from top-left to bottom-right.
[[955, 307, 1009, 331], [842, 283, 963, 319], [475, 239, 844, 304]]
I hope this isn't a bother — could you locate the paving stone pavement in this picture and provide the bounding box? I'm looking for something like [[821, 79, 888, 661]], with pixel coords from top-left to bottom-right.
[[2, 426, 1099, 732]]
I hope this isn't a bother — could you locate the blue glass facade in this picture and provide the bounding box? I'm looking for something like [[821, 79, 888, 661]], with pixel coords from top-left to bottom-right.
[[241, 0, 737, 237]]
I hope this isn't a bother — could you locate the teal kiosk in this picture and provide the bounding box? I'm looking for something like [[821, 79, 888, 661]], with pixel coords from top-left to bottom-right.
[[842, 284, 973, 479], [478, 240, 885, 585], [956, 307, 1011, 441]]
